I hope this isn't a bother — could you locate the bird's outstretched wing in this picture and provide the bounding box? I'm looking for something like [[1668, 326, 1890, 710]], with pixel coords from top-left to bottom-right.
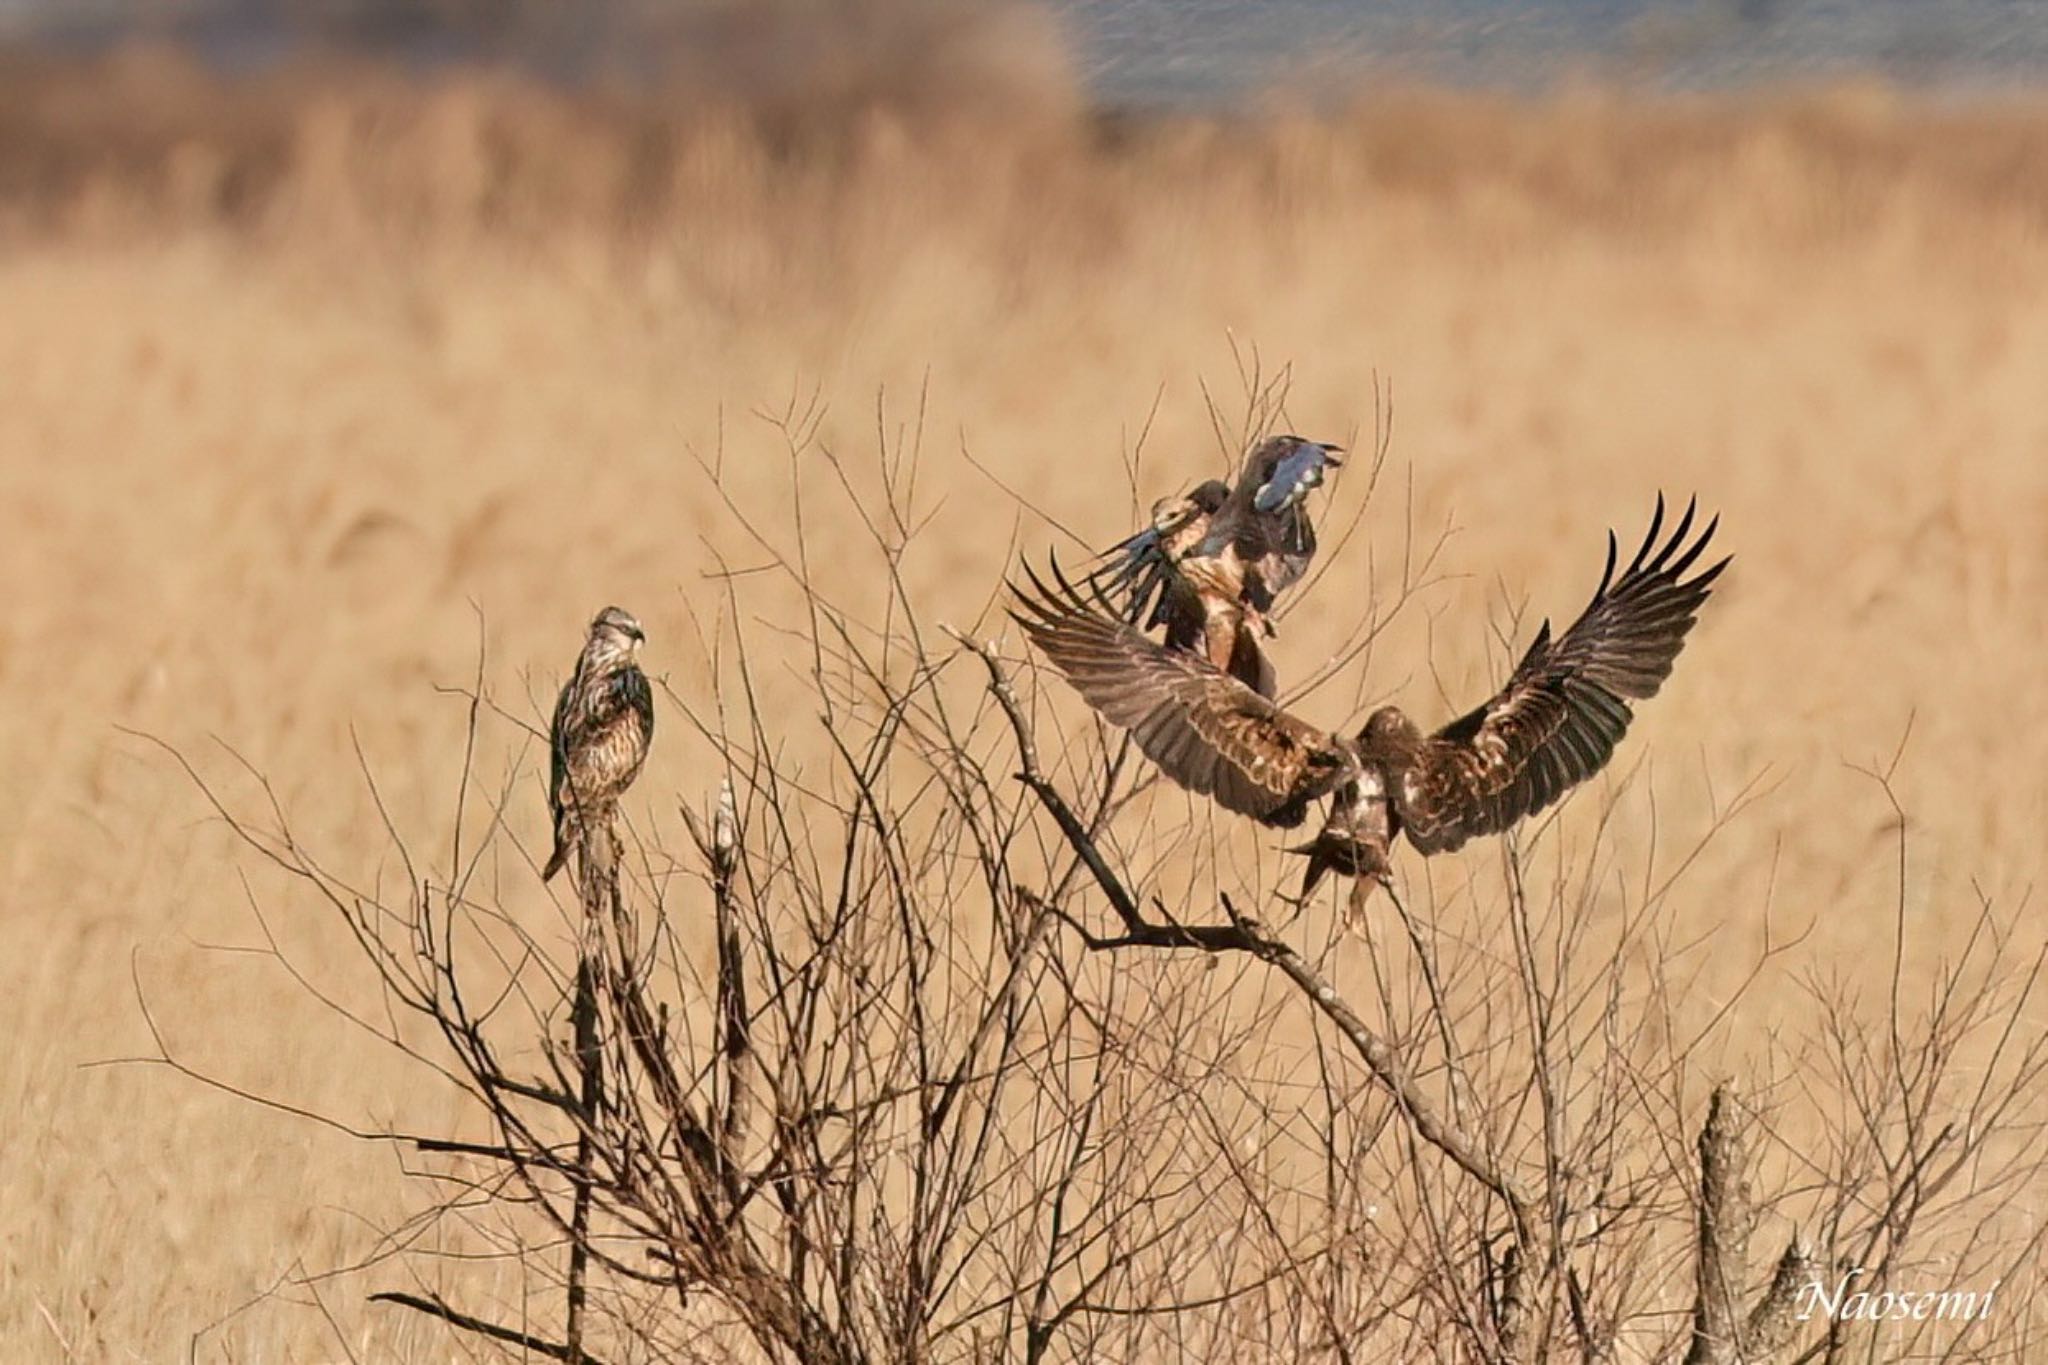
[[1092, 484, 1222, 631], [1011, 557, 1352, 827], [1094, 521, 1180, 630], [1395, 495, 1729, 854]]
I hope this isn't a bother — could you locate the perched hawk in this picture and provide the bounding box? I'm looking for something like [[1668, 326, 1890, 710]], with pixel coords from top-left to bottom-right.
[[1016, 496, 1727, 902], [543, 606, 654, 883], [1094, 435, 1343, 699]]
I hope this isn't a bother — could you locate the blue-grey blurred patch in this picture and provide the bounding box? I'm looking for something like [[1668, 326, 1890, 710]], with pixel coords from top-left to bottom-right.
[[1107, 522, 1164, 586], [1099, 523, 1173, 626], [1253, 441, 1340, 515], [3, 0, 2047, 100], [1049, 0, 2048, 104]]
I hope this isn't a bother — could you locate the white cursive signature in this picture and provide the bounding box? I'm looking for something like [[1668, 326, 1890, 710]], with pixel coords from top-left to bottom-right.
[[1797, 1269, 1997, 1324]]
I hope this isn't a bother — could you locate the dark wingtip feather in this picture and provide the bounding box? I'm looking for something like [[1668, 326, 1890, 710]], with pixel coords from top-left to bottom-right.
[[1626, 492, 1668, 578], [1515, 617, 1557, 674], [1610, 493, 1729, 597], [1045, 548, 1079, 600], [1653, 496, 1698, 574], [1591, 528, 1620, 605], [1003, 583, 1048, 638], [1016, 557, 1055, 607], [1664, 510, 1721, 580], [1011, 558, 1074, 631], [1690, 552, 1734, 593], [1053, 549, 1120, 617]]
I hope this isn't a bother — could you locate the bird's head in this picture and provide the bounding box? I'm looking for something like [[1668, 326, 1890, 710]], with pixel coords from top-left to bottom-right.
[[1188, 478, 1231, 513], [1249, 435, 1344, 514], [1146, 497, 1186, 537], [587, 606, 647, 661], [1147, 479, 1231, 537], [1358, 705, 1421, 752]]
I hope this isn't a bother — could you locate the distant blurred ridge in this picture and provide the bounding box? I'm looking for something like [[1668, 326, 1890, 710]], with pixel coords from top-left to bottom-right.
[[10, 0, 2048, 104], [6, 2, 2048, 252]]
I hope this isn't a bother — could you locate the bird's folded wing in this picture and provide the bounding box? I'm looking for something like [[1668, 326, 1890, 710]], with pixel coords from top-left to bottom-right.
[[546, 670, 579, 821], [609, 667, 655, 739], [1396, 494, 1730, 854], [1011, 557, 1349, 826]]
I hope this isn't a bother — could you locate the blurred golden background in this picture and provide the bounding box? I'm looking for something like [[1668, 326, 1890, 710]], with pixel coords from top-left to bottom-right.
[[2, 2, 2046, 1355]]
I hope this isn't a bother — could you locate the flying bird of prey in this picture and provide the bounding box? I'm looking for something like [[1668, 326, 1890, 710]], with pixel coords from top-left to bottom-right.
[[543, 606, 654, 884], [1093, 435, 1343, 699], [1182, 433, 1344, 616], [1015, 496, 1727, 903], [1094, 478, 1280, 694]]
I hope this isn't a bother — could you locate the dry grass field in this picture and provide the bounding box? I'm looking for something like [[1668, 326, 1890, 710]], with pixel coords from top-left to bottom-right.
[[2, 22, 2047, 1361]]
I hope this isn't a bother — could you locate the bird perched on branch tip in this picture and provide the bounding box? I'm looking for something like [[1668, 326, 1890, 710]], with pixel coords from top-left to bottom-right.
[[544, 606, 654, 884]]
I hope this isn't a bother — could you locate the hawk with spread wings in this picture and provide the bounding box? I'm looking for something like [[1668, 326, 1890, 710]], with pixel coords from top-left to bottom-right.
[[1093, 434, 1343, 699], [1017, 496, 1726, 901], [543, 606, 654, 884]]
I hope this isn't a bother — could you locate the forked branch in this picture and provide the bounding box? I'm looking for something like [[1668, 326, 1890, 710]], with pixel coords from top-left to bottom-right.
[[1684, 1082, 1813, 1365]]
